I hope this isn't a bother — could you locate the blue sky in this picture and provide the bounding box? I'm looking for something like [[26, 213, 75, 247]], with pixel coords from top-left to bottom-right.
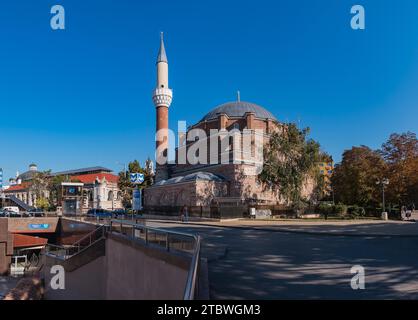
[[1, 0, 418, 181]]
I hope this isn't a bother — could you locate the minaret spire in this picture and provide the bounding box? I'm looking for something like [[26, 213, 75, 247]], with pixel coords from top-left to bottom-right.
[[153, 32, 173, 182], [157, 32, 168, 64]]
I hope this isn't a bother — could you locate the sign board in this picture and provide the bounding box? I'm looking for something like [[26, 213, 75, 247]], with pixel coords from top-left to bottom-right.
[[132, 189, 142, 211], [130, 173, 145, 184], [28, 224, 50, 230]]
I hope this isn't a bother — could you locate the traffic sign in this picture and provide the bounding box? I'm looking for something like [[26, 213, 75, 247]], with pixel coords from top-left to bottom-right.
[[130, 173, 145, 184]]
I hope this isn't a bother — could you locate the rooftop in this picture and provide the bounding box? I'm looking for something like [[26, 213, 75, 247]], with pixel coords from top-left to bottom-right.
[[199, 101, 277, 122]]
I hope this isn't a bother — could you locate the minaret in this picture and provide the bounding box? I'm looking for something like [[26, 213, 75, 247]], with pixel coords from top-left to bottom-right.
[[153, 32, 173, 182]]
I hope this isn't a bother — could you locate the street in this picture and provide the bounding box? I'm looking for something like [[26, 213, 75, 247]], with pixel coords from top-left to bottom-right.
[[149, 221, 418, 299]]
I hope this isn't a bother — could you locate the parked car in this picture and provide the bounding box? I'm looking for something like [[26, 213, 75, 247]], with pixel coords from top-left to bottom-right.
[[112, 209, 127, 219], [86, 208, 113, 218], [28, 208, 45, 217], [4, 210, 22, 218], [3, 206, 19, 214]]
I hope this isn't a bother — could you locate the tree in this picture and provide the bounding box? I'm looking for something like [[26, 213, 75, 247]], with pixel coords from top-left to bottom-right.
[[48, 175, 70, 209], [30, 170, 52, 207], [258, 123, 322, 208], [331, 146, 386, 207], [118, 160, 154, 208], [35, 197, 50, 211], [380, 132, 418, 206]]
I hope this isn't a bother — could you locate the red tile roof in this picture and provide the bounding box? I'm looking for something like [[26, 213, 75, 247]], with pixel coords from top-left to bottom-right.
[[13, 233, 48, 248], [71, 173, 119, 184], [4, 182, 31, 192]]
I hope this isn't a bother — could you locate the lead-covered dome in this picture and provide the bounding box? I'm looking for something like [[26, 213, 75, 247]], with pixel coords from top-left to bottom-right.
[[200, 101, 277, 122]]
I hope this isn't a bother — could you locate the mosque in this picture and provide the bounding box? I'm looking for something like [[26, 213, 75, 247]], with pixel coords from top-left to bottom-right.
[[143, 34, 315, 218]]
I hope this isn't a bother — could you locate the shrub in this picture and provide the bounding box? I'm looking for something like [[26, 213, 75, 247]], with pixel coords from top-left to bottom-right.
[[334, 204, 348, 216], [347, 205, 366, 218], [317, 203, 334, 216]]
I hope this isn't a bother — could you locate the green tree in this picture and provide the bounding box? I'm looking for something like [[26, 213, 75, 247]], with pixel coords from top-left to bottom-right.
[[48, 175, 70, 209], [35, 197, 50, 211], [258, 123, 322, 208], [118, 159, 154, 208]]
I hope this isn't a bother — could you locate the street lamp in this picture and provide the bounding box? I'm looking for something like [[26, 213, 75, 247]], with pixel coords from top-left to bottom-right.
[[376, 178, 389, 214], [116, 162, 127, 178]]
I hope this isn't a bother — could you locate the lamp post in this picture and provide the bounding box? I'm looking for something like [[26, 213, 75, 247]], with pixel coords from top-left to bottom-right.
[[376, 178, 389, 214]]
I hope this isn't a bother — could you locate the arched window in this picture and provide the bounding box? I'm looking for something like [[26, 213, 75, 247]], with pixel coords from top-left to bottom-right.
[[108, 191, 114, 201]]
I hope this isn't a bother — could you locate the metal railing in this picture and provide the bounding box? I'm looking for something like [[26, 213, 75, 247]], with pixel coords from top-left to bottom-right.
[[45, 225, 107, 259], [109, 219, 201, 300]]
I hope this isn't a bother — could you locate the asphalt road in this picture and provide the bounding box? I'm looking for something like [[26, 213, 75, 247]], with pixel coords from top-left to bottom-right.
[[149, 221, 418, 299]]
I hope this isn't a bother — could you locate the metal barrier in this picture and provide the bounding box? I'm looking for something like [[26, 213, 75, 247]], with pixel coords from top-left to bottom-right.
[[43, 218, 201, 300], [45, 224, 107, 259], [109, 219, 201, 300]]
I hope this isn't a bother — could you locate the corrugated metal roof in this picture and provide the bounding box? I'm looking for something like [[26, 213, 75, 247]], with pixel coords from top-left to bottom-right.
[[52, 167, 112, 176]]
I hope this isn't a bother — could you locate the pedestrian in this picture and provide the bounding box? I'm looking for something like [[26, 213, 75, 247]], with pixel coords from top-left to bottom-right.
[[180, 205, 185, 222], [401, 205, 406, 220], [184, 205, 189, 223]]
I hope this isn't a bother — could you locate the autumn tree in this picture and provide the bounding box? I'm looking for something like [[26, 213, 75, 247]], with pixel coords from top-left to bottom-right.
[[380, 132, 418, 206], [331, 146, 386, 207]]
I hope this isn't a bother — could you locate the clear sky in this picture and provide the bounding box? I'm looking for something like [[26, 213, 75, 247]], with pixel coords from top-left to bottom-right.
[[1, 0, 418, 182]]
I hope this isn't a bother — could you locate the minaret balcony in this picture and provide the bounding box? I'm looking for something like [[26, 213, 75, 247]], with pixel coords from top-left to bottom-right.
[[152, 88, 173, 108]]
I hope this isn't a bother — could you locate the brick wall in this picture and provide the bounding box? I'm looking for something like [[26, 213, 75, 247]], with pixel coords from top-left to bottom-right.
[[0, 219, 13, 275]]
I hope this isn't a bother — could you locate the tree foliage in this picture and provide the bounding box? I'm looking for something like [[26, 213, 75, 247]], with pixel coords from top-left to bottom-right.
[[332, 146, 386, 207], [258, 123, 322, 206], [332, 132, 418, 208], [30, 170, 52, 199], [118, 159, 154, 208], [380, 132, 418, 206]]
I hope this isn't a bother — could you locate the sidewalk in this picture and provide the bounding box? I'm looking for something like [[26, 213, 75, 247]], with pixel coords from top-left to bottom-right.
[[146, 217, 418, 237]]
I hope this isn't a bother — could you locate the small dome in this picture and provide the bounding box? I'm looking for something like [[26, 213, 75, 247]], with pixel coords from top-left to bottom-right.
[[199, 101, 277, 122]]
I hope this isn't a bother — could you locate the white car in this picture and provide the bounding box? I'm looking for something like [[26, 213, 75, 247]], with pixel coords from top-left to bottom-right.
[[3, 206, 19, 214]]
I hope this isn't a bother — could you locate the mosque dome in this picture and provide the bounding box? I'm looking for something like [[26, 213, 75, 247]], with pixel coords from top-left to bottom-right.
[[199, 101, 277, 122]]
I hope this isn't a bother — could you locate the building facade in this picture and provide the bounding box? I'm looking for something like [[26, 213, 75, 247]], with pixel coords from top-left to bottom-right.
[[144, 35, 316, 217], [2, 165, 122, 213]]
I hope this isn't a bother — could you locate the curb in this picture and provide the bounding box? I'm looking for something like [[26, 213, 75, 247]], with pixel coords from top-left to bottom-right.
[[147, 219, 418, 238]]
